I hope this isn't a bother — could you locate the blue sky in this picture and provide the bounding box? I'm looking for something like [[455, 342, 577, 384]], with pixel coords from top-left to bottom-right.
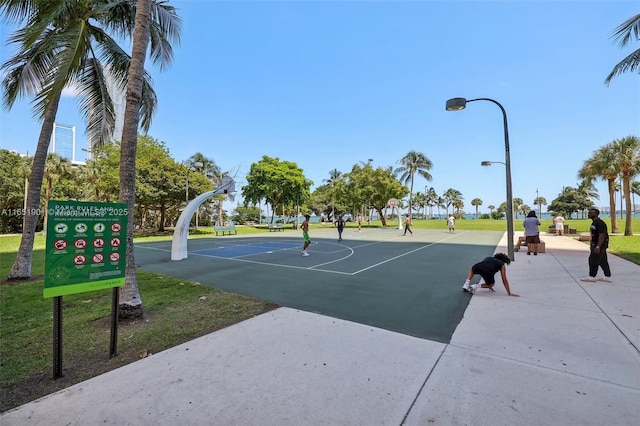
[[1, 0, 639, 215]]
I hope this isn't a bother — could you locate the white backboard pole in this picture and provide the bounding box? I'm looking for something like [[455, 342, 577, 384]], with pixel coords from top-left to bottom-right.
[[171, 176, 235, 260]]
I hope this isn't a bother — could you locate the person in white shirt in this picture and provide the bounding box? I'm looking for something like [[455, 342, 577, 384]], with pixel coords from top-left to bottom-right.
[[553, 214, 565, 236], [447, 215, 455, 233]]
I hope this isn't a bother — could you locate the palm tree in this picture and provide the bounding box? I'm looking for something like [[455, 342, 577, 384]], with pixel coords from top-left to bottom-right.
[[579, 144, 620, 233], [117, 0, 181, 319], [488, 205, 495, 218], [452, 199, 464, 216], [611, 136, 640, 235], [512, 198, 524, 219], [471, 198, 483, 218], [324, 169, 342, 221], [2, 0, 176, 280], [425, 187, 438, 219], [187, 153, 221, 227], [442, 189, 462, 216], [42, 153, 71, 229], [605, 13, 640, 85], [533, 195, 547, 218], [576, 180, 599, 218], [632, 180, 640, 213], [394, 151, 433, 220]]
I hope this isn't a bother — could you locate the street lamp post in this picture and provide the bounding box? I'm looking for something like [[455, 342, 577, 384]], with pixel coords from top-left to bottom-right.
[[447, 97, 515, 261]]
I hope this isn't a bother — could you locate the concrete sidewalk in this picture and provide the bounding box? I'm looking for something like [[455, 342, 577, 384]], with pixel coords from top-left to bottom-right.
[[2, 233, 639, 425]]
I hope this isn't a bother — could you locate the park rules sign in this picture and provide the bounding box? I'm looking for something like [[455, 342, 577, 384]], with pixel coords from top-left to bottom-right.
[[44, 200, 128, 298]]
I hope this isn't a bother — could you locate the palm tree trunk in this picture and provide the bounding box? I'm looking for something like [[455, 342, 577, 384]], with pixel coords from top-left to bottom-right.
[[607, 179, 618, 234], [117, 0, 153, 320], [623, 174, 633, 236], [8, 93, 60, 280]]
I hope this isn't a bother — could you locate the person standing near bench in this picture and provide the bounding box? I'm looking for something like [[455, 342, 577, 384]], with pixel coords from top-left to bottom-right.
[[523, 210, 541, 255], [553, 213, 565, 236], [301, 214, 311, 256], [580, 208, 612, 283]]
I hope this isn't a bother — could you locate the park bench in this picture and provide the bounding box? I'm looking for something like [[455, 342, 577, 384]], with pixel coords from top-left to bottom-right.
[[516, 236, 546, 253], [547, 225, 577, 235], [268, 223, 284, 232], [213, 225, 237, 236]]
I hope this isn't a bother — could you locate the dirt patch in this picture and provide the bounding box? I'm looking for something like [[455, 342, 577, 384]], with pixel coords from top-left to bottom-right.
[[0, 275, 44, 286]]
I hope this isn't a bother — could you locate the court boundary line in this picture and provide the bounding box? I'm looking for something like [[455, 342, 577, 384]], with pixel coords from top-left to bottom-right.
[[350, 232, 468, 274], [136, 231, 470, 276]]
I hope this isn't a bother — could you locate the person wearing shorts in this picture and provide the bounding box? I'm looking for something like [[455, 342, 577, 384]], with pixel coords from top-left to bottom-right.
[[447, 215, 455, 233], [462, 253, 519, 296], [335, 215, 345, 241], [553, 214, 565, 236], [523, 210, 541, 255], [301, 214, 311, 256]]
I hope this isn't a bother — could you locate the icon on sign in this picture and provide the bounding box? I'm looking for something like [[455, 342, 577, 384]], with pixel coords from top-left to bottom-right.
[[109, 252, 120, 262], [94, 223, 106, 233], [111, 223, 122, 232], [92, 254, 104, 263], [93, 238, 105, 248], [73, 255, 87, 265], [110, 237, 121, 247], [55, 224, 68, 233], [54, 239, 68, 250], [75, 223, 88, 233], [74, 239, 87, 249]]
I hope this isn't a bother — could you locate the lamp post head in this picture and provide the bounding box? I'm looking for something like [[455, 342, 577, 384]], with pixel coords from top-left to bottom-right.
[[445, 97, 468, 111], [481, 161, 492, 166]]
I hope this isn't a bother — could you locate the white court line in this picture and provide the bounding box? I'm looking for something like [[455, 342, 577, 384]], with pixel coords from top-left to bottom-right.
[[137, 231, 468, 276], [308, 242, 355, 270], [188, 250, 354, 275], [350, 232, 468, 275]]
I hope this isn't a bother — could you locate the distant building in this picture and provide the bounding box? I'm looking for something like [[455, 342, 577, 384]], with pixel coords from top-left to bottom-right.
[[49, 122, 86, 165], [104, 67, 126, 142]]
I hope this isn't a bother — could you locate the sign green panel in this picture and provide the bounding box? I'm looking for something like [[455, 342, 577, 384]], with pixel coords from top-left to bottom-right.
[[44, 201, 128, 298]]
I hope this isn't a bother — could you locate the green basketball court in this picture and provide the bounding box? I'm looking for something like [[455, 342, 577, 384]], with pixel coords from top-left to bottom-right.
[[135, 228, 503, 343]]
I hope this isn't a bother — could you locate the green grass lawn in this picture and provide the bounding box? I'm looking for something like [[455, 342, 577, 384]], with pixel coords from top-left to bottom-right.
[[0, 231, 278, 412], [1, 219, 638, 411]]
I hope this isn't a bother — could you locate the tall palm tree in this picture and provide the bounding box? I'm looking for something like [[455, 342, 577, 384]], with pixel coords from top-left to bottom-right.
[[442, 188, 462, 216], [187, 152, 221, 227], [605, 13, 640, 85], [117, 0, 181, 319], [323, 168, 342, 221], [425, 187, 438, 218], [611, 136, 640, 235], [1, 0, 175, 280], [471, 198, 483, 218], [576, 180, 599, 218], [533, 195, 547, 218], [395, 151, 433, 219], [579, 145, 620, 233], [512, 197, 523, 219], [42, 153, 71, 229]]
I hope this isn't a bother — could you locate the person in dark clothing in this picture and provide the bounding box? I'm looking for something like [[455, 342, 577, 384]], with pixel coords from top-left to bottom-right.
[[580, 208, 612, 282], [462, 253, 519, 296], [335, 215, 346, 241], [403, 216, 413, 235]]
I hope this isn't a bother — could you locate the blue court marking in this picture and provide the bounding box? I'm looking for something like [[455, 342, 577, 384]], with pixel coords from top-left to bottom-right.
[[192, 242, 300, 259]]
